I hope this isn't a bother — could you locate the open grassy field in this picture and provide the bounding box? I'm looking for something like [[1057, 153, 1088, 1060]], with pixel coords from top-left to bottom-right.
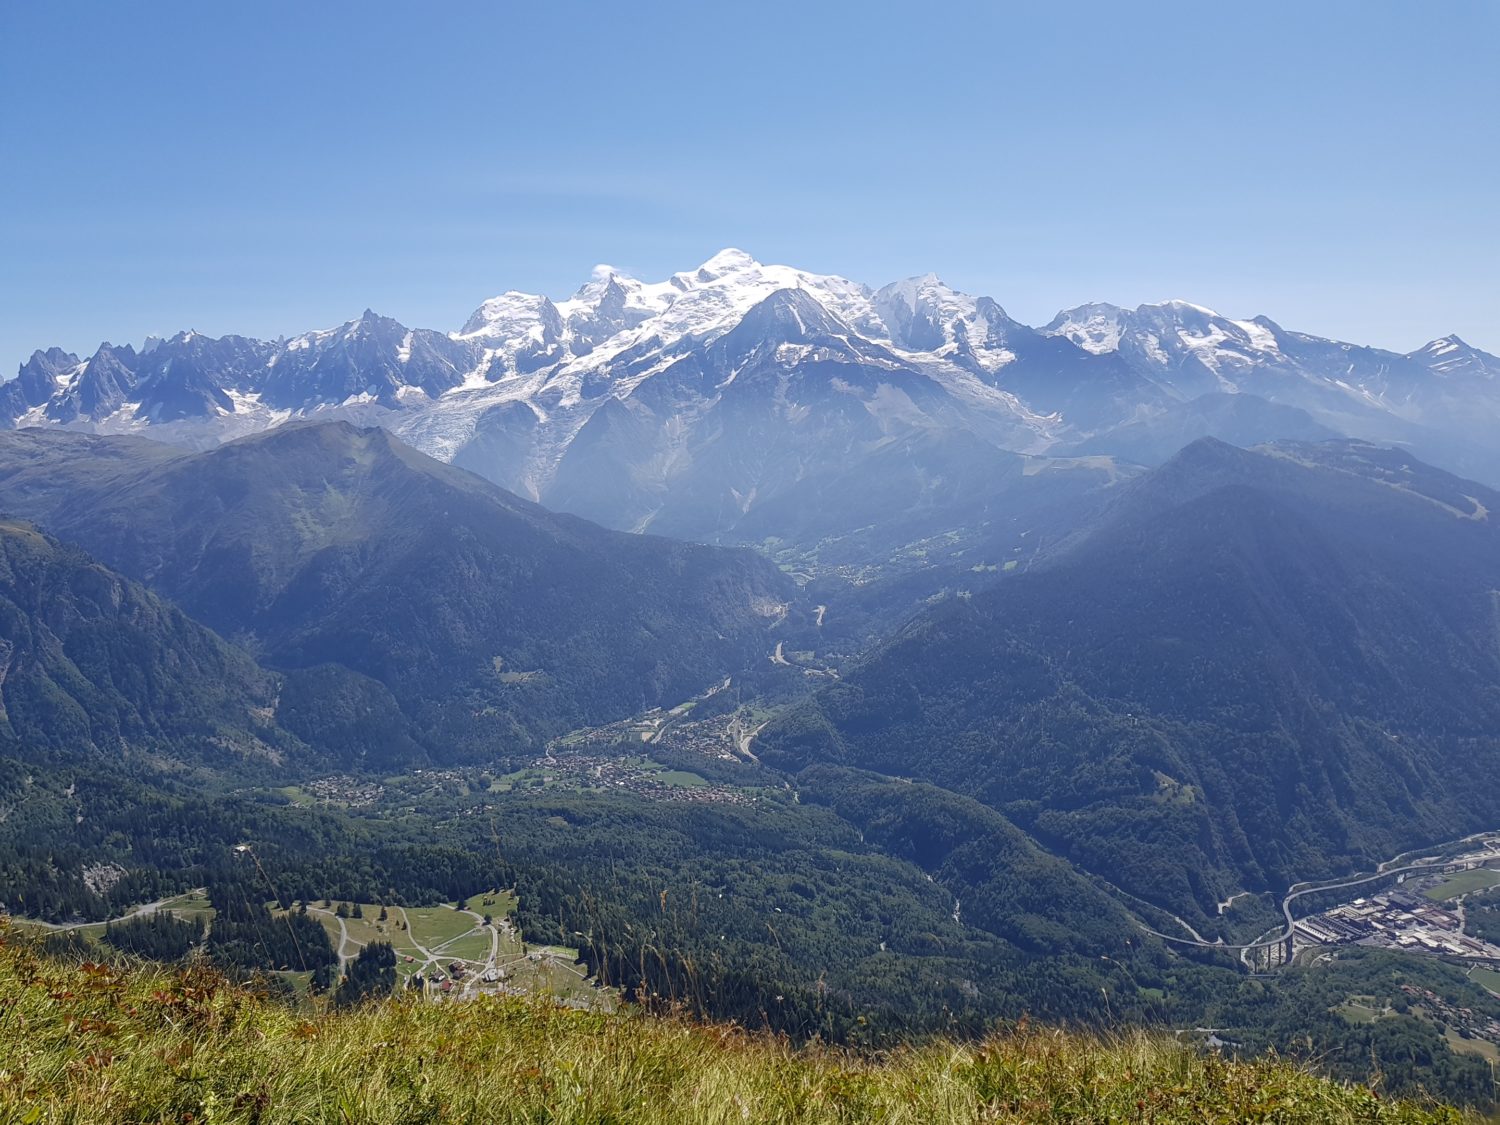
[[0, 931, 1464, 1124], [464, 889, 518, 915], [1468, 965, 1500, 996], [1335, 997, 1390, 1025], [9, 916, 111, 943], [435, 929, 492, 962], [1444, 1027, 1500, 1063], [295, 902, 486, 961], [273, 891, 606, 1005], [14, 884, 597, 1009], [159, 890, 214, 921], [1424, 868, 1500, 901], [297, 905, 396, 955], [400, 905, 481, 948], [516, 953, 597, 1004], [9, 890, 216, 947]]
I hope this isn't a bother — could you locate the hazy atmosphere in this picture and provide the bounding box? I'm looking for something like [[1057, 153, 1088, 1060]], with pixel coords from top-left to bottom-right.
[[6, 5, 1500, 1122]]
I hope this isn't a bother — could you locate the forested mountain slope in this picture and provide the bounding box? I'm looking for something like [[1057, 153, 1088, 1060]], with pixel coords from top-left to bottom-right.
[[0, 518, 286, 769], [759, 439, 1500, 921], [0, 422, 792, 758]]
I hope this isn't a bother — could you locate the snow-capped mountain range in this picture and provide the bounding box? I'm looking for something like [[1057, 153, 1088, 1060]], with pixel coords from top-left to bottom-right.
[[7, 249, 1498, 543]]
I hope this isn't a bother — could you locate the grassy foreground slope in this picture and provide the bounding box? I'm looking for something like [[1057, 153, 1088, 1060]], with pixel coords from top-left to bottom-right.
[[0, 935, 1463, 1124]]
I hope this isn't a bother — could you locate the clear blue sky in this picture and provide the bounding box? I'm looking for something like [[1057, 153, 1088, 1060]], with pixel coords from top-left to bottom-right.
[[2, 0, 1496, 370]]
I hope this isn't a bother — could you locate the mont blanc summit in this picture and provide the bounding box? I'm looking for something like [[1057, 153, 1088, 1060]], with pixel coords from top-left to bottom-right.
[[7, 250, 1500, 538]]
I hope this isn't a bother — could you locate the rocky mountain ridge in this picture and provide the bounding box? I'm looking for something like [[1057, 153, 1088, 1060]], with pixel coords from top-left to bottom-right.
[[9, 251, 1497, 540]]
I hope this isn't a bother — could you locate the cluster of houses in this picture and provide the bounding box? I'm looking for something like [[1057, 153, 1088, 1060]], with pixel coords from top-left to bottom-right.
[[298, 775, 385, 807], [527, 751, 756, 805], [1400, 983, 1500, 1043], [652, 713, 745, 761]]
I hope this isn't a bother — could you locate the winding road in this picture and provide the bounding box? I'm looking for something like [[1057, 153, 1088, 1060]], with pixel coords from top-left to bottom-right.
[[1143, 856, 1489, 964], [21, 890, 199, 932]]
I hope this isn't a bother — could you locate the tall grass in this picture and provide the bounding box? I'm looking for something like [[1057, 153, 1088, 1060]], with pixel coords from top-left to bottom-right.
[[0, 925, 1466, 1124]]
